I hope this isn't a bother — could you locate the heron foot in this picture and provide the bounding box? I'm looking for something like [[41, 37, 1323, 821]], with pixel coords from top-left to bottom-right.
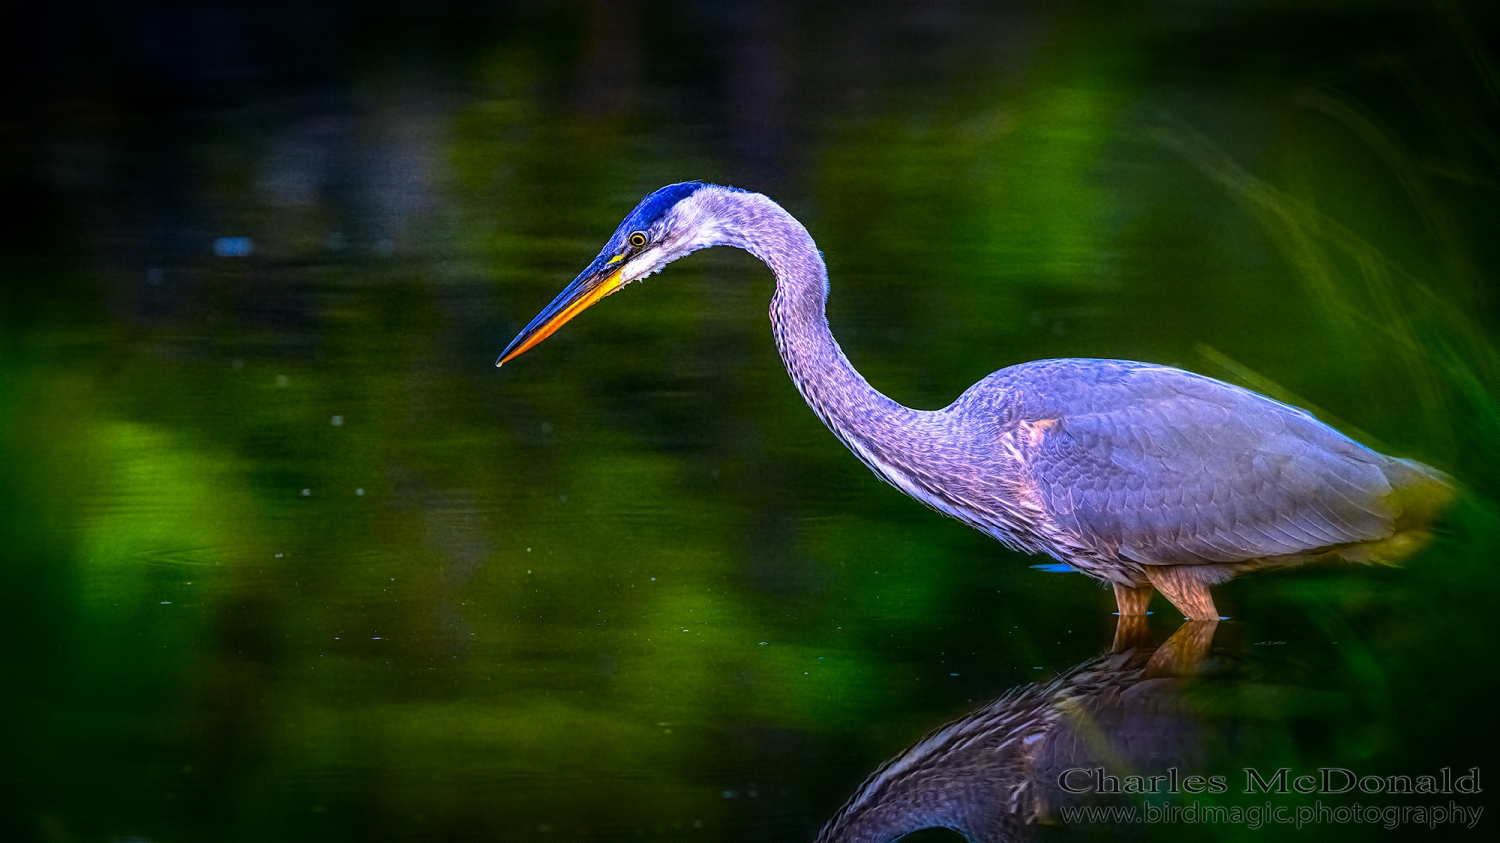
[[1143, 565, 1219, 621]]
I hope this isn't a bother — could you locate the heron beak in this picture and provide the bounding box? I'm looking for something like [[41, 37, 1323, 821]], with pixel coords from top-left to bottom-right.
[[497, 257, 626, 366]]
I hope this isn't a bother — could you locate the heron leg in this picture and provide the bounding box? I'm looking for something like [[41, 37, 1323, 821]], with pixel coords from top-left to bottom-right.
[[1144, 619, 1219, 677], [1110, 583, 1155, 652], [1111, 614, 1152, 653], [1113, 582, 1154, 616], [1143, 565, 1219, 621]]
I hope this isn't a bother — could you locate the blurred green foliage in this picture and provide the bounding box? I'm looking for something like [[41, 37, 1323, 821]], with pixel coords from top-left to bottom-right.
[[2, 2, 1499, 842]]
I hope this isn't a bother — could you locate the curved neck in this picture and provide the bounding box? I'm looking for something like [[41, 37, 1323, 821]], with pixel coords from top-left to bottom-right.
[[692, 188, 920, 461]]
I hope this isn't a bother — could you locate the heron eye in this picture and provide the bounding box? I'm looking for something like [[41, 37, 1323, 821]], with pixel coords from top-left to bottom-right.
[[628, 231, 648, 248]]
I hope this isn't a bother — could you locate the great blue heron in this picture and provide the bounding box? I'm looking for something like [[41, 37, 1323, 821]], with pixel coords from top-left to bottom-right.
[[497, 182, 1452, 620]]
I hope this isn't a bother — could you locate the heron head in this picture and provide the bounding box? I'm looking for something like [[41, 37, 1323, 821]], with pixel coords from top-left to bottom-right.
[[497, 181, 723, 366]]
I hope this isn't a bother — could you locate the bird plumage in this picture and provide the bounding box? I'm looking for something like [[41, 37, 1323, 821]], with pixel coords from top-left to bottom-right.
[[947, 359, 1450, 584], [499, 182, 1452, 619]]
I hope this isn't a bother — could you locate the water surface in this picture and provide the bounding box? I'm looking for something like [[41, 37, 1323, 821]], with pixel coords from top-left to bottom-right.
[[2, 2, 1497, 841]]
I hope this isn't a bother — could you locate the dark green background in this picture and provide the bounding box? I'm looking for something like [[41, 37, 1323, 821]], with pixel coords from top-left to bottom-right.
[[2, 1, 1497, 841]]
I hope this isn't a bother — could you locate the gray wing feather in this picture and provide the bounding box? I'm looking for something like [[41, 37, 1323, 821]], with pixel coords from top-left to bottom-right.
[[1021, 364, 1395, 566]]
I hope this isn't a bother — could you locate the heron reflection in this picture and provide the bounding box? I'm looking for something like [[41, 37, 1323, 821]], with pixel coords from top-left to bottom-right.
[[500, 184, 1451, 620], [817, 619, 1231, 843]]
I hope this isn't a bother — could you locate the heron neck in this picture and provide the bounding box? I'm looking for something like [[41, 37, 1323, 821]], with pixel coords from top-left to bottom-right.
[[702, 189, 921, 461]]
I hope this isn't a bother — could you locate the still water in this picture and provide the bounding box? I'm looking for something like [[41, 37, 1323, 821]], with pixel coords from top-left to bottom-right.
[[2, 2, 1497, 841]]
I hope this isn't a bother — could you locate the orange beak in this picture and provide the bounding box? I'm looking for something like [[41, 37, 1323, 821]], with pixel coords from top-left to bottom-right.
[[497, 261, 625, 366]]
